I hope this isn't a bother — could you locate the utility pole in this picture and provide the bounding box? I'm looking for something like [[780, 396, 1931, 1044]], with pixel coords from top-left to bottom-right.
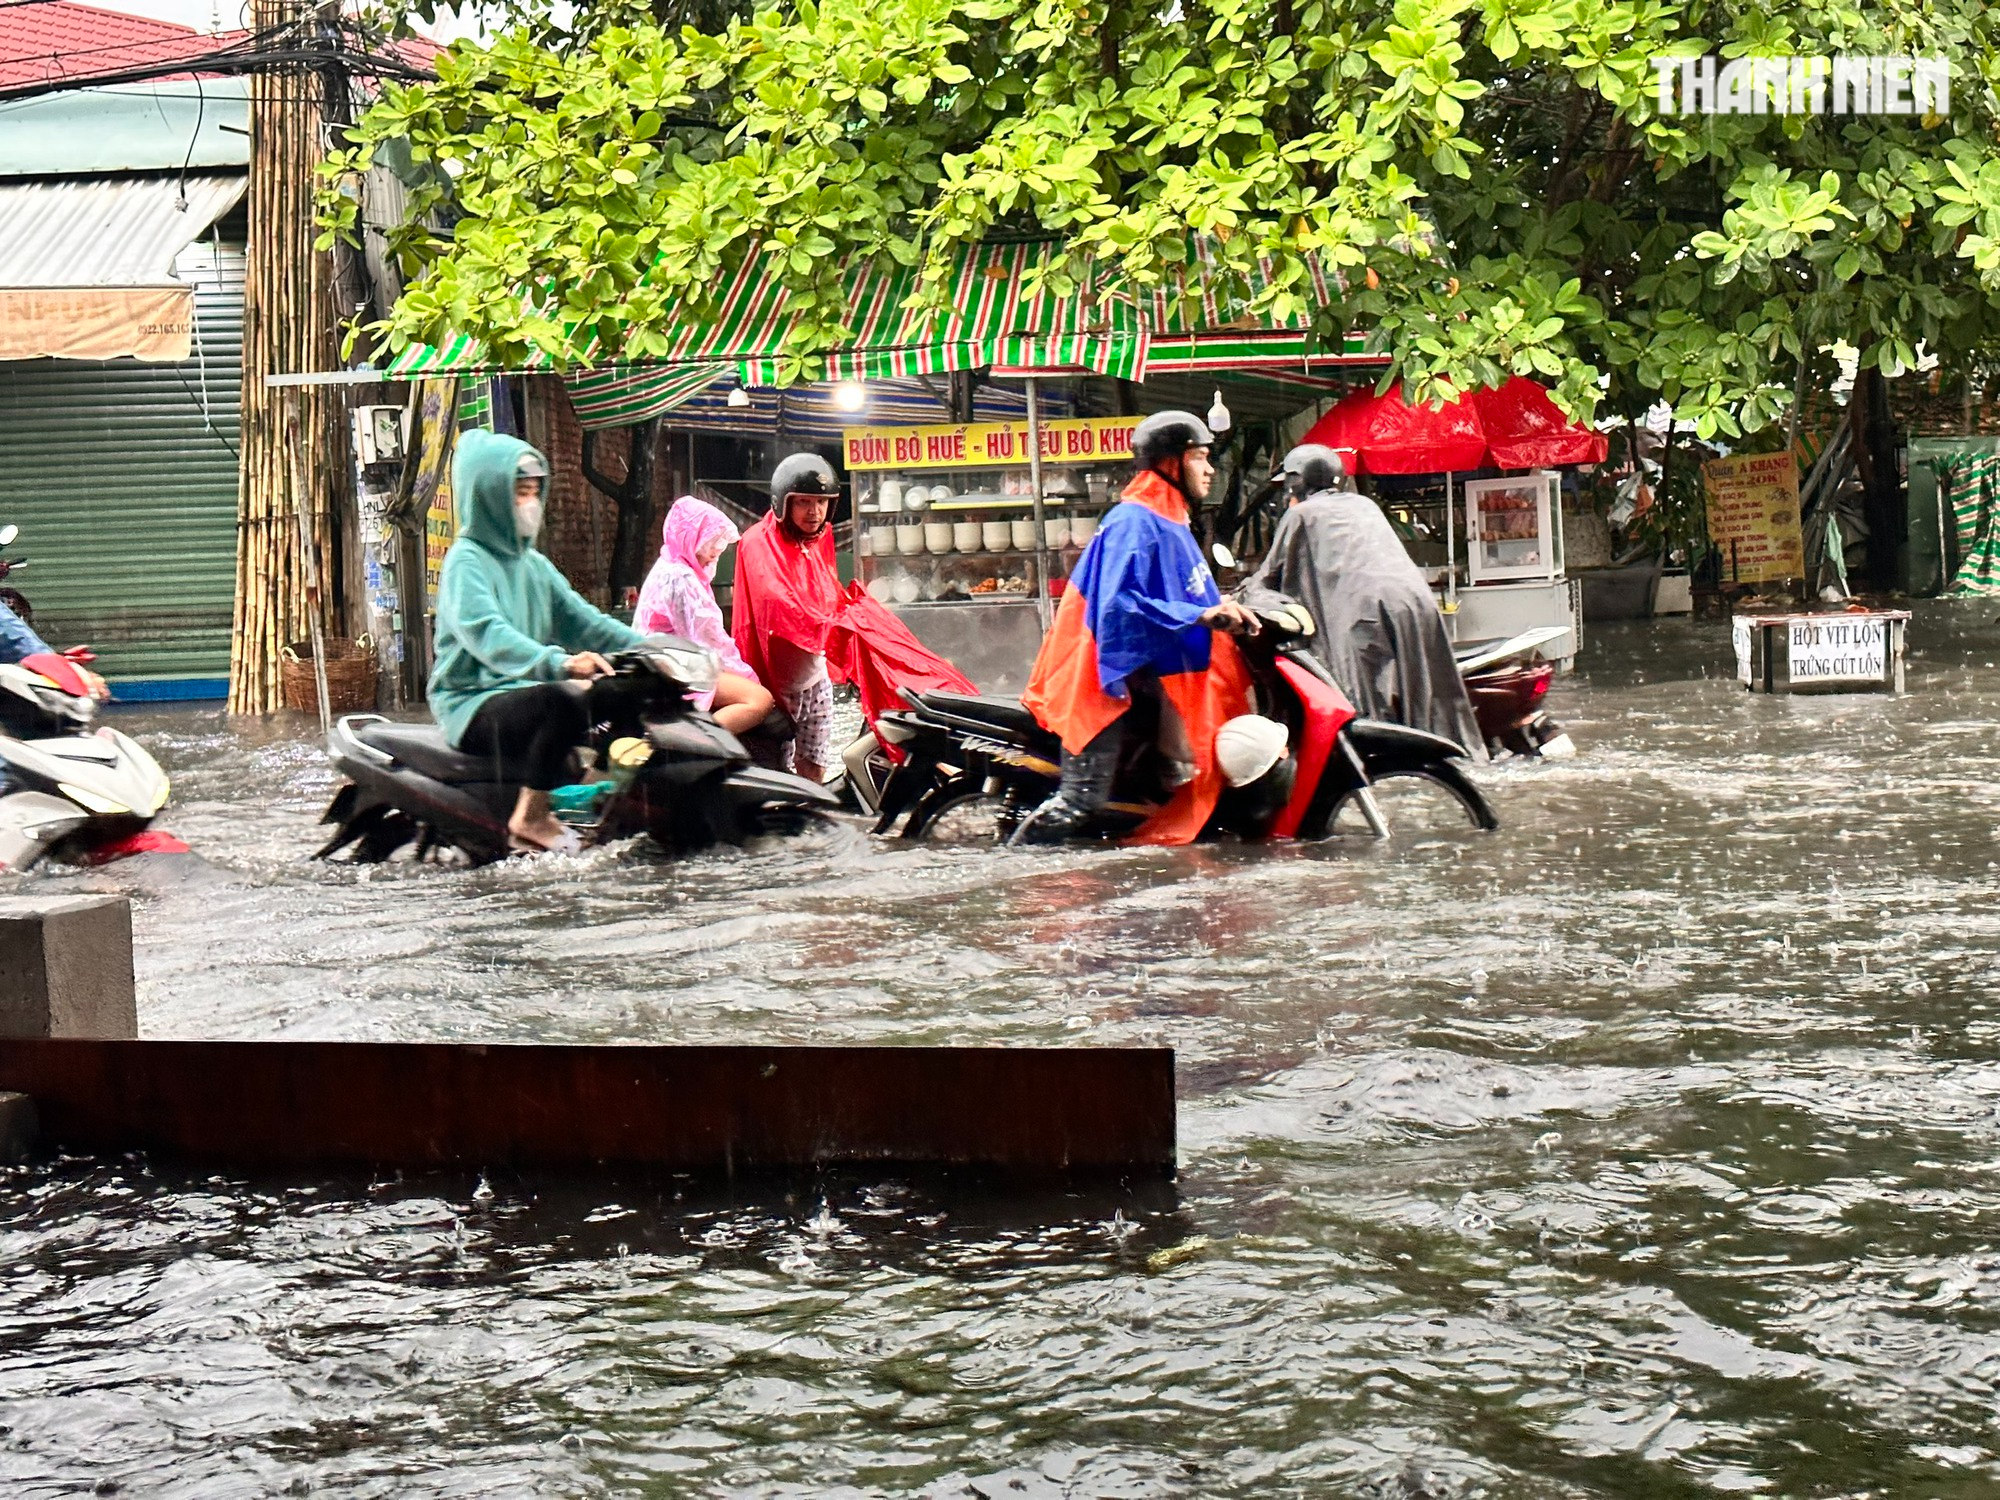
[[229, 0, 350, 714]]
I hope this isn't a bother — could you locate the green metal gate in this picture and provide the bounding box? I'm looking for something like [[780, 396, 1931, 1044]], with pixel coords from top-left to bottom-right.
[[0, 240, 243, 694]]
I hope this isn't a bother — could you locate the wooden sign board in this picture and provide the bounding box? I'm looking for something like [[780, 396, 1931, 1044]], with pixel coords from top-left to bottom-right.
[[0, 1039, 1176, 1175], [1705, 452, 1805, 583]]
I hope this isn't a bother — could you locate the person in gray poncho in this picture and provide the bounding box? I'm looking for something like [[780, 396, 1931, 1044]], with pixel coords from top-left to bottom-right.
[[1238, 444, 1484, 758]]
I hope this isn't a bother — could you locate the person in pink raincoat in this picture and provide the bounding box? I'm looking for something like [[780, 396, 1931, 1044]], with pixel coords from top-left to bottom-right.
[[632, 497, 775, 736]]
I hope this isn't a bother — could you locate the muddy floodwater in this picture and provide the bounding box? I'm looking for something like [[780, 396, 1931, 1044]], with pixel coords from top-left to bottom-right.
[[6, 609, 2000, 1497]]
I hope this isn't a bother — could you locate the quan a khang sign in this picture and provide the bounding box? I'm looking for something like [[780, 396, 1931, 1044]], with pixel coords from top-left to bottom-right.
[[1704, 451, 1805, 583], [843, 417, 1137, 471]]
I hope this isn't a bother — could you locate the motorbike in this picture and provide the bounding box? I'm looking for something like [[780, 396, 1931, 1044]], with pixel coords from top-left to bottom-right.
[[315, 637, 842, 866], [0, 523, 30, 626], [857, 600, 1496, 844], [0, 650, 179, 871], [1455, 626, 1576, 759]]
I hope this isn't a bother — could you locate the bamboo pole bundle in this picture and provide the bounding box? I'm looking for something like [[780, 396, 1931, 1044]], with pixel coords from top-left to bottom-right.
[[229, 0, 345, 715]]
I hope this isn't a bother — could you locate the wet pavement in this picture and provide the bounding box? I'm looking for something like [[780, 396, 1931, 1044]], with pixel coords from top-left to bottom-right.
[[5, 605, 2000, 1496]]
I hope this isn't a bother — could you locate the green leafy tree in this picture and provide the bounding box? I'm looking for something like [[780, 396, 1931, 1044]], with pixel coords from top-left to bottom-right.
[[324, 0, 2000, 435]]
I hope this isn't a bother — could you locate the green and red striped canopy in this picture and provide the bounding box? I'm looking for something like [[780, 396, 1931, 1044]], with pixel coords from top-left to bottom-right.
[[387, 237, 1377, 428]]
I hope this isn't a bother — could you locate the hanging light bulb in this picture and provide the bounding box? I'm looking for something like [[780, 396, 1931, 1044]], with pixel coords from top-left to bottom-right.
[[1207, 388, 1233, 433], [726, 384, 751, 409], [833, 380, 867, 412]]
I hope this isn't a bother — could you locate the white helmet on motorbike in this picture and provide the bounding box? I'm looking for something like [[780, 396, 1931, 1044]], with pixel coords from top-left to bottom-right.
[[1215, 714, 1290, 787]]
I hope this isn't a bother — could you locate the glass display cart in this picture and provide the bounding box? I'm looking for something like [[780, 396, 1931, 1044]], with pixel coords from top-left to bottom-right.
[[842, 417, 1137, 693], [1454, 471, 1580, 664]]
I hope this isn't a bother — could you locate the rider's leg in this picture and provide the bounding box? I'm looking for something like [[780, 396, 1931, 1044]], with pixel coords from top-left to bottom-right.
[[709, 671, 775, 737], [1011, 712, 1126, 844], [459, 682, 591, 849]]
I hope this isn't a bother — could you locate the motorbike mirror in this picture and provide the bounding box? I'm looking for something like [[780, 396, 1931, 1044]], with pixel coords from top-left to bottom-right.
[[0, 525, 16, 547], [1211, 542, 1237, 571]]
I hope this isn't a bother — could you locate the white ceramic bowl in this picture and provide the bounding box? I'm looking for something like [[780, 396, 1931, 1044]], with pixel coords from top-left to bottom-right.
[[879, 480, 905, 512], [930, 484, 954, 505], [982, 520, 1011, 550], [896, 523, 925, 556], [1011, 518, 1038, 550], [925, 521, 954, 553], [903, 487, 929, 512], [868, 524, 897, 555], [892, 575, 922, 605], [1043, 517, 1069, 548], [953, 520, 981, 553], [866, 577, 893, 602], [1070, 515, 1098, 545]]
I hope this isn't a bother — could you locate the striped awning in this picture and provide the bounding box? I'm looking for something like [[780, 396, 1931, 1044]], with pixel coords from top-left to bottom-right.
[[386, 238, 1383, 424], [566, 362, 733, 428], [388, 239, 1144, 384]]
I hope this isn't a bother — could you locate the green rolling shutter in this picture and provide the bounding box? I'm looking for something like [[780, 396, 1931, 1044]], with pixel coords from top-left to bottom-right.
[[0, 240, 243, 691]]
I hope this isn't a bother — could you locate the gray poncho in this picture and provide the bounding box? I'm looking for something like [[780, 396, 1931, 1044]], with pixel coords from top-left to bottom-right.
[[1239, 490, 1484, 757]]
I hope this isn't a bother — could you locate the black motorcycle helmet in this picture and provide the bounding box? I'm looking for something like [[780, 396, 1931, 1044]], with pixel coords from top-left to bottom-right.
[[1277, 443, 1350, 501], [769, 452, 838, 540]]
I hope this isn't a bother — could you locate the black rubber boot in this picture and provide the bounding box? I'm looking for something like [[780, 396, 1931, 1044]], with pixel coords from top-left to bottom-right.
[[1009, 717, 1124, 846]]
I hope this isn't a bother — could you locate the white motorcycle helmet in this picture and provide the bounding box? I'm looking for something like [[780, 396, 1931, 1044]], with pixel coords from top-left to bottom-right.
[[1215, 714, 1290, 787]]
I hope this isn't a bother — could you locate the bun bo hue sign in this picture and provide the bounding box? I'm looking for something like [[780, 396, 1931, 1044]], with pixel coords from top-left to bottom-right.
[[843, 417, 1136, 471]]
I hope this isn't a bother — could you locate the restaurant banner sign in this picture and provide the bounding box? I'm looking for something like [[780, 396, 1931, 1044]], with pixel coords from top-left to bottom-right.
[[1703, 451, 1804, 582], [843, 416, 1137, 471]]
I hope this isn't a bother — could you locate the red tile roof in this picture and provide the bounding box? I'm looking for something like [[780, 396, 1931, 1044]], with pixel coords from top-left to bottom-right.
[[0, 2, 226, 91], [0, 2, 438, 93]]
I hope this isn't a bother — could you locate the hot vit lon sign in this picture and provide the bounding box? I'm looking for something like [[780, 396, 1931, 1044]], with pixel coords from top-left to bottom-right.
[[1788, 617, 1886, 684]]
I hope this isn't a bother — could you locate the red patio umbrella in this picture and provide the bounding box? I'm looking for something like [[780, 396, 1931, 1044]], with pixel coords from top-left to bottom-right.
[[1300, 376, 1605, 474]]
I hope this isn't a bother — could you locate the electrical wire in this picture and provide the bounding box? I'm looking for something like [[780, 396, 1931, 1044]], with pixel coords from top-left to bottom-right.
[[0, 20, 430, 101], [177, 71, 206, 207]]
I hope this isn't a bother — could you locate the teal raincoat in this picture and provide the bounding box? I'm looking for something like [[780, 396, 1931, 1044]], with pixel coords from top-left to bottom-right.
[[428, 430, 644, 745]]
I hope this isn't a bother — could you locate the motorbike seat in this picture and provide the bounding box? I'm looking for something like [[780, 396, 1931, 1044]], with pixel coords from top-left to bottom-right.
[[910, 691, 1044, 738], [356, 721, 495, 785]]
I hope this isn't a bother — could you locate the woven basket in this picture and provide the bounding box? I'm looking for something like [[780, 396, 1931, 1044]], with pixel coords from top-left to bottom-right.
[[280, 635, 377, 715]]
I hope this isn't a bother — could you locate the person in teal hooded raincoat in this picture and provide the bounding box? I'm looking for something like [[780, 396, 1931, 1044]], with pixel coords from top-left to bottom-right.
[[430, 430, 644, 853]]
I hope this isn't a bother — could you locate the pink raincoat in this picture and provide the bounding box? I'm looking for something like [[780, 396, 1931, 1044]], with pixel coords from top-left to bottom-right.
[[633, 497, 759, 708]]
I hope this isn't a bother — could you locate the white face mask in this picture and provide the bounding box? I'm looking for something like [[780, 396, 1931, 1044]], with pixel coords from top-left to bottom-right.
[[514, 499, 544, 541]]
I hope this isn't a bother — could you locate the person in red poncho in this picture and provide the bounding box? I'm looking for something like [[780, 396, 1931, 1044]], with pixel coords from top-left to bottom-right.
[[732, 453, 845, 782], [733, 452, 978, 784], [1017, 411, 1261, 845]]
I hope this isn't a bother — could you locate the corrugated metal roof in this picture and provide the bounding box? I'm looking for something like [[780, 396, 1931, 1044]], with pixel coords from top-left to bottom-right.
[[0, 173, 244, 288], [0, 81, 249, 178]]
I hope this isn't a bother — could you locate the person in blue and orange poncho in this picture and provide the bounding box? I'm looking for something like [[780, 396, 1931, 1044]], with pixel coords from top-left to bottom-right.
[[1017, 411, 1263, 845]]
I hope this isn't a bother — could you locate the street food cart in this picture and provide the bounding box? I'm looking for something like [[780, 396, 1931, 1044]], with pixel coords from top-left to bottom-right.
[[1453, 471, 1582, 662], [1300, 377, 1603, 667], [843, 416, 1137, 693]]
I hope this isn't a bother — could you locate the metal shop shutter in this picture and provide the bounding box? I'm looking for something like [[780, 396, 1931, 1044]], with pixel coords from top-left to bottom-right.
[[0, 240, 243, 687]]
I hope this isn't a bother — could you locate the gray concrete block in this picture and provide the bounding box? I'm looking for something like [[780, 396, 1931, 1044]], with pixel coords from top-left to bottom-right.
[[0, 896, 136, 1039], [0, 1092, 37, 1162]]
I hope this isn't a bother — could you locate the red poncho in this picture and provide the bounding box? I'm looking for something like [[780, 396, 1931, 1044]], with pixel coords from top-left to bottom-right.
[[732, 511, 974, 735], [732, 512, 841, 689]]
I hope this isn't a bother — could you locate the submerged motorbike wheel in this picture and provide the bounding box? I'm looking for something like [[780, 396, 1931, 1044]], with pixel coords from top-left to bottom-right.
[[902, 775, 1026, 844], [1329, 761, 1497, 833]]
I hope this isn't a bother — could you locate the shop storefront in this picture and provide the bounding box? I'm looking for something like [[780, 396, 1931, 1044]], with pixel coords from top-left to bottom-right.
[[844, 415, 1137, 693]]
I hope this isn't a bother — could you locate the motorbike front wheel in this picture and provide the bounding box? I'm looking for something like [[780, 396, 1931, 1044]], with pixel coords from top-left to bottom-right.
[[902, 775, 1027, 843], [1330, 760, 1497, 833]]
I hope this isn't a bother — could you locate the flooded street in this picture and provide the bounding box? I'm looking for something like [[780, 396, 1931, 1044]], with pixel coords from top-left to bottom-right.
[[6, 607, 2000, 1496]]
